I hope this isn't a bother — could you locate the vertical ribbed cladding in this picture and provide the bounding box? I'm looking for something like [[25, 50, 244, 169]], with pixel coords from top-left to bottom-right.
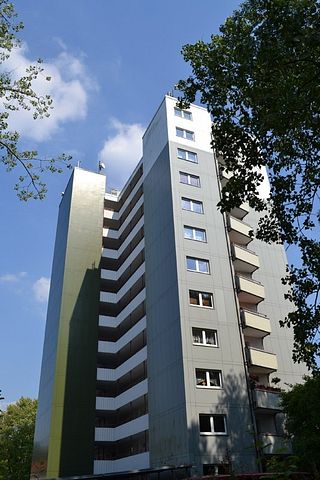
[[94, 164, 150, 475], [32, 168, 106, 479]]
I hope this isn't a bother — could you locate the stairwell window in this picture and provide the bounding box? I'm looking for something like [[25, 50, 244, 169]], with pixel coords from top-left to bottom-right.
[[181, 197, 203, 214], [189, 290, 213, 308], [177, 148, 198, 163], [176, 127, 194, 141], [196, 369, 222, 388], [192, 328, 218, 346], [184, 226, 207, 242], [174, 107, 193, 120], [187, 256, 210, 274], [199, 414, 227, 435], [180, 172, 200, 187]]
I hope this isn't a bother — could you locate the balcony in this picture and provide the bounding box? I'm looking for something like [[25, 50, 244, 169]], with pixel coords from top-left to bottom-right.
[[247, 347, 278, 374], [236, 275, 265, 304], [227, 216, 253, 246], [259, 434, 292, 455], [241, 309, 271, 338], [254, 388, 281, 412], [232, 244, 260, 274], [230, 202, 250, 220]]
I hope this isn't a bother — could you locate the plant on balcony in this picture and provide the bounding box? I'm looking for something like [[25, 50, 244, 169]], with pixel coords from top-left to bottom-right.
[[249, 376, 282, 393]]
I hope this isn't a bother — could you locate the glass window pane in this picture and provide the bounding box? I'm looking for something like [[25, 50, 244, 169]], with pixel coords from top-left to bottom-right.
[[209, 371, 221, 387], [199, 415, 211, 433], [184, 227, 193, 239], [180, 172, 188, 184], [187, 257, 197, 271], [213, 416, 225, 433], [192, 201, 203, 213], [182, 198, 190, 210], [174, 108, 183, 117], [198, 260, 209, 273], [189, 290, 199, 305], [201, 293, 212, 307], [188, 151, 197, 162], [184, 111, 192, 120], [178, 148, 187, 159], [176, 128, 183, 137], [190, 175, 200, 187], [186, 130, 194, 140], [195, 229, 206, 242], [192, 328, 202, 343], [205, 330, 216, 345], [196, 370, 207, 386]]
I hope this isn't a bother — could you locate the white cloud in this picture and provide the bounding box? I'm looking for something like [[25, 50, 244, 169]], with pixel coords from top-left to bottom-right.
[[0, 272, 27, 283], [3, 43, 96, 141], [98, 119, 144, 189], [33, 277, 50, 303]]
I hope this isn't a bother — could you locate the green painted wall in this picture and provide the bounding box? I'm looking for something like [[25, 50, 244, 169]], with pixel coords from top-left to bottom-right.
[[32, 168, 105, 478]]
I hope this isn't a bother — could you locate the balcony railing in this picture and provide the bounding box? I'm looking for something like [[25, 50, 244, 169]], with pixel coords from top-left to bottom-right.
[[247, 347, 278, 373], [232, 244, 260, 274], [241, 309, 271, 337], [254, 388, 281, 411], [230, 202, 250, 220], [227, 216, 253, 246], [236, 275, 265, 304], [259, 433, 292, 455]]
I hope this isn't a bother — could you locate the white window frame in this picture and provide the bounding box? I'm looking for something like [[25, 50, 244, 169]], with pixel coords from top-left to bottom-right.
[[184, 226, 207, 242], [187, 256, 210, 274], [199, 414, 227, 435], [176, 127, 195, 141], [195, 369, 222, 389], [174, 107, 193, 120], [189, 290, 213, 308], [179, 172, 201, 187], [181, 197, 203, 214], [192, 328, 218, 347], [177, 148, 198, 163]]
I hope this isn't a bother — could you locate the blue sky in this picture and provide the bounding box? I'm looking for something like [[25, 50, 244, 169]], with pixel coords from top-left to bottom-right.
[[0, 0, 245, 406]]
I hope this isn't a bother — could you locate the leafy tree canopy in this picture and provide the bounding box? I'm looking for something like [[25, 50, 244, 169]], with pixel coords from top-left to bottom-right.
[[0, 0, 71, 200], [0, 397, 37, 480], [281, 375, 320, 476], [177, 0, 320, 371]]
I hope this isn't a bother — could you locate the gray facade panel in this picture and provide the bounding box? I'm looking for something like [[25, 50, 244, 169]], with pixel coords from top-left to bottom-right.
[[144, 144, 189, 467]]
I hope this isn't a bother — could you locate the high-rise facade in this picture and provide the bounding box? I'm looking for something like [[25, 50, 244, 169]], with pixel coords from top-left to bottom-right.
[[32, 96, 306, 479]]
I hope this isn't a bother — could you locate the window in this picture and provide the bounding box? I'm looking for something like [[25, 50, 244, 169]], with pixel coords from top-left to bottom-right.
[[174, 107, 193, 120], [181, 197, 203, 214], [176, 127, 194, 141], [179, 172, 200, 187], [187, 256, 210, 274], [184, 226, 207, 242], [177, 148, 198, 163], [196, 369, 222, 388], [192, 328, 218, 346], [189, 290, 213, 308], [199, 414, 227, 435]]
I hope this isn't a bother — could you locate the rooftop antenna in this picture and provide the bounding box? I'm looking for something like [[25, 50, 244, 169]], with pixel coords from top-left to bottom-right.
[[98, 161, 106, 173]]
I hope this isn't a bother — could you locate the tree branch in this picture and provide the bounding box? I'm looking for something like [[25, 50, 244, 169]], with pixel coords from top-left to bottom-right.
[[0, 140, 41, 196]]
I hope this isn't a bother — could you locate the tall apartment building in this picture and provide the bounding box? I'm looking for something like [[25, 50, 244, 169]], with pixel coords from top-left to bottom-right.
[[32, 95, 306, 479]]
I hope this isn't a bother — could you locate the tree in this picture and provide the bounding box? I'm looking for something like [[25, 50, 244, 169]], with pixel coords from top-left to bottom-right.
[[280, 375, 320, 476], [0, 0, 71, 200], [0, 397, 37, 480], [177, 0, 320, 371]]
